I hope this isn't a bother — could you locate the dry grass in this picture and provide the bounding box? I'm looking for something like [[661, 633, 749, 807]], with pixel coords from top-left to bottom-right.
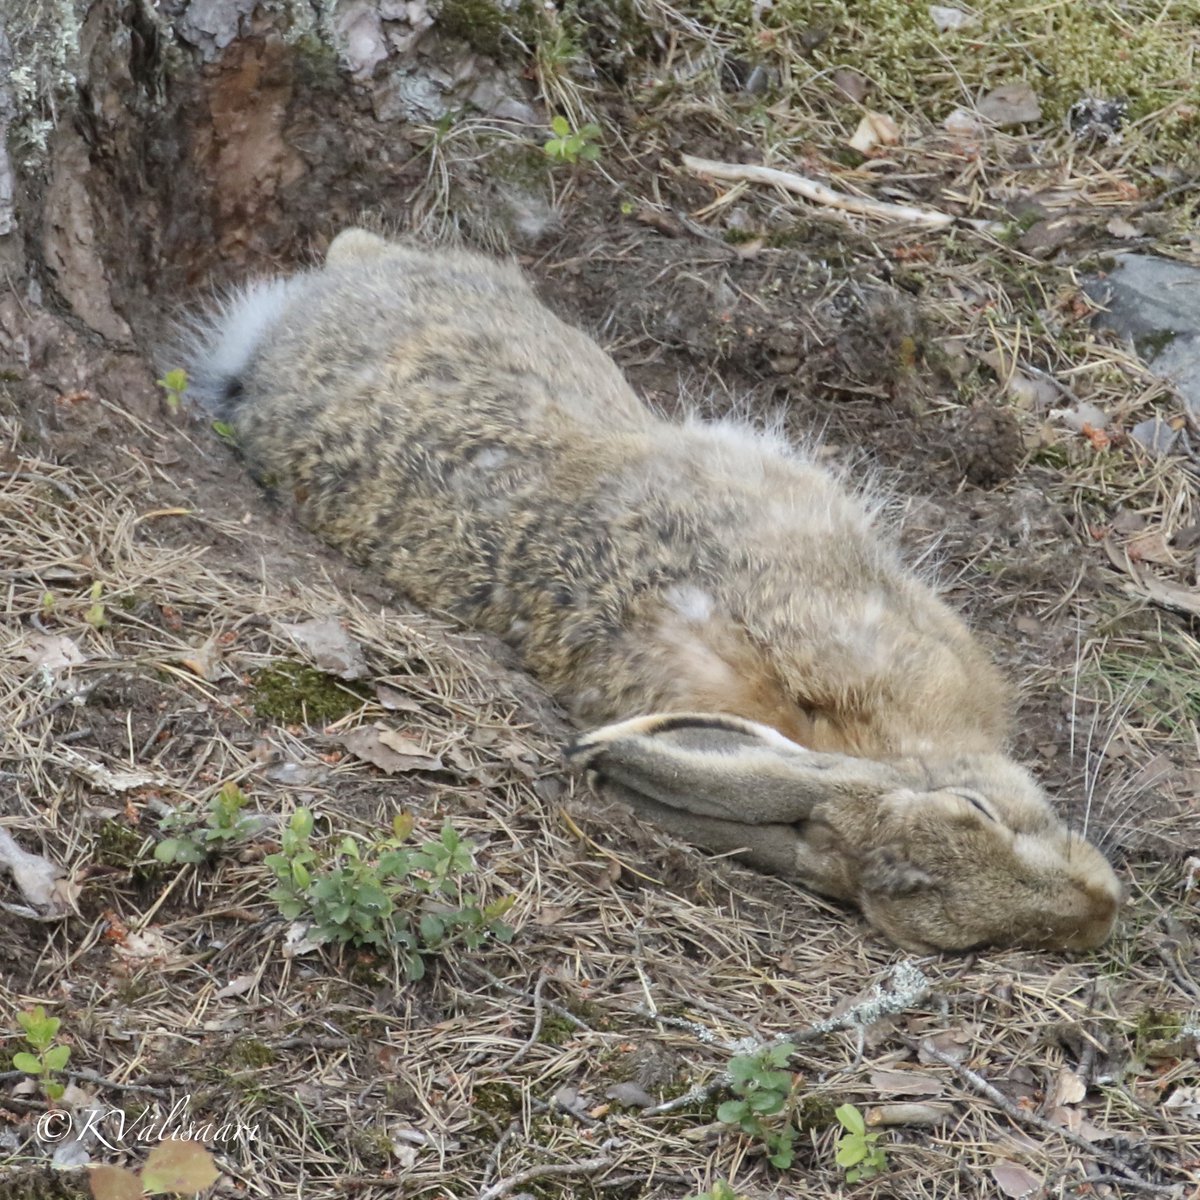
[[3, 1, 1200, 1197]]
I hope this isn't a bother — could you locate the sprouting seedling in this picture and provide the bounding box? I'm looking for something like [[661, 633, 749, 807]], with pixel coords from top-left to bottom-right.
[[834, 1102, 888, 1182], [158, 367, 189, 411], [543, 115, 602, 165], [13, 1006, 71, 1102], [84, 581, 107, 629]]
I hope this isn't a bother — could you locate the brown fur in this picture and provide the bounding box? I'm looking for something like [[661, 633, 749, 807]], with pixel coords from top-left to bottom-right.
[[183, 227, 1121, 952]]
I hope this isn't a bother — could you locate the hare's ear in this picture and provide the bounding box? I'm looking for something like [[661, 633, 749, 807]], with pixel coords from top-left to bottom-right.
[[601, 778, 811, 877], [566, 712, 902, 825]]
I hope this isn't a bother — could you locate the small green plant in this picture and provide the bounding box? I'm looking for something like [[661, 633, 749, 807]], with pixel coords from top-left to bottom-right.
[[157, 367, 189, 411], [156, 780, 261, 864], [834, 1102, 888, 1183], [543, 115, 602, 165], [13, 1006, 71, 1102], [266, 809, 514, 979], [689, 1182, 746, 1200], [717, 1041, 798, 1169], [84, 581, 108, 629], [211, 418, 237, 443]]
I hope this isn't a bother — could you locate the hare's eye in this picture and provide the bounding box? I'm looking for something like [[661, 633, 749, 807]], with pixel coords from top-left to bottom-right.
[[954, 790, 997, 822]]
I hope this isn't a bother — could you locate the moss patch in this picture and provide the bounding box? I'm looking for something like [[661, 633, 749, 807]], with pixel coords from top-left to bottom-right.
[[250, 661, 368, 726], [689, 0, 1200, 159]]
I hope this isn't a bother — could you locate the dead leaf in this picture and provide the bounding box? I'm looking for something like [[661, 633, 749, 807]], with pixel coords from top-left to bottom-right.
[[978, 82, 1042, 127], [1165, 1085, 1200, 1119], [1048, 1066, 1087, 1108], [177, 635, 230, 682], [0, 827, 73, 917], [89, 1164, 143, 1200], [1106, 216, 1140, 239], [141, 1140, 220, 1193], [868, 1068, 946, 1097], [113, 927, 173, 966], [944, 107, 984, 140], [19, 633, 86, 673], [342, 724, 444, 774], [63, 749, 162, 794], [606, 1081, 655, 1108], [849, 111, 901, 153], [917, 1031, 970, 1065], [280, 616, 370, 680], [375, 683, 423, 713], [1057, 401, 1109, 432], [832, 68, 868, 103], [1104, 538, 1200, 617], [991, 1161, 1043, 1198], [214, 973, 258, 1000], [929, 5, 974, 32], [1125, 529, 1178, 567]]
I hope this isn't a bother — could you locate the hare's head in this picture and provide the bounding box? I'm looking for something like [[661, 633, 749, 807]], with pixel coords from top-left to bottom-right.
[[860, 755, 1122, 953], [567, 713, 1122, 954]]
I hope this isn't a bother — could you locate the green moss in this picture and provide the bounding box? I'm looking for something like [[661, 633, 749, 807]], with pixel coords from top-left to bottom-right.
[[249, 661, 368, 726], [349, 1125, 395, 1169], [94, 819, 147, 869], [688, 0, 1200, 162], [435, 0, 545, 61], [795, 1092, 838, 1133], [227, 1038, 277, 1069], [473, 1080, 522, 1121], [1136, 328, 1179, 360], [537, 1013, 579, 1046]]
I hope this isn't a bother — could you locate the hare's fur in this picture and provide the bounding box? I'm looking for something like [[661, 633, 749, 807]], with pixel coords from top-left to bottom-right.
[[183, 227, 1121, 952]]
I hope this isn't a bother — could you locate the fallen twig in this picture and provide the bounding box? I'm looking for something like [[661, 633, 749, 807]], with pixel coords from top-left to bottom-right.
[[913, 1040, 1175, 1194], [477, 1155, 612, 1200], [681, 154, 1000, 232], [641, 961, 930, 1116]]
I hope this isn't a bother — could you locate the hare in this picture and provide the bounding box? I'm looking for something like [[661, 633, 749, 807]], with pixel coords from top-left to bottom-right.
[[182, 227, 1121, 952]]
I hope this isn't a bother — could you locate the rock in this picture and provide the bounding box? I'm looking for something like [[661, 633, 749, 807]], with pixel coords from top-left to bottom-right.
[[1085, 253, 1200, 417]]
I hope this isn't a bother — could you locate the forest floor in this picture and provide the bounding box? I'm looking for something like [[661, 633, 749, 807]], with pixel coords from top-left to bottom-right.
[[2, 3, 1199, 1198]]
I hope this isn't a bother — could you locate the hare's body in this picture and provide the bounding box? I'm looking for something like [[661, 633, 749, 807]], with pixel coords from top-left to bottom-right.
[[184, 228, 1121, 952]]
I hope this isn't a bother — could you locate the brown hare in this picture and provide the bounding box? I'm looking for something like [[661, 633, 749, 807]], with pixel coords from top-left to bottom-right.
[[182, 227, 1121, 953]]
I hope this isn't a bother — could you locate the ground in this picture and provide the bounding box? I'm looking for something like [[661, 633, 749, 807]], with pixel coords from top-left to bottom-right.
[[1, 3, 1199, 1198]]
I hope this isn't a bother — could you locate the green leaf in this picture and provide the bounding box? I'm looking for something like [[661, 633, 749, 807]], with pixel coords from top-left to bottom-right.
[[12, 1052, 43, 1074], [551, 115, 570, 136], [716, 1099, 748, 1124], [727, 1055, 760, 1084], [44, 1080, 65, 1101], [419, 913, 446, 945], [836, 1102, 866, 1136], [156, 835, 183, 864], [836, 1138, 868, 1168], [769, 1146, 794, 1170], [42, 1044, 70, 1071], [747, 1089, 785, 1115], [765, 1042, 796, 1067]]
